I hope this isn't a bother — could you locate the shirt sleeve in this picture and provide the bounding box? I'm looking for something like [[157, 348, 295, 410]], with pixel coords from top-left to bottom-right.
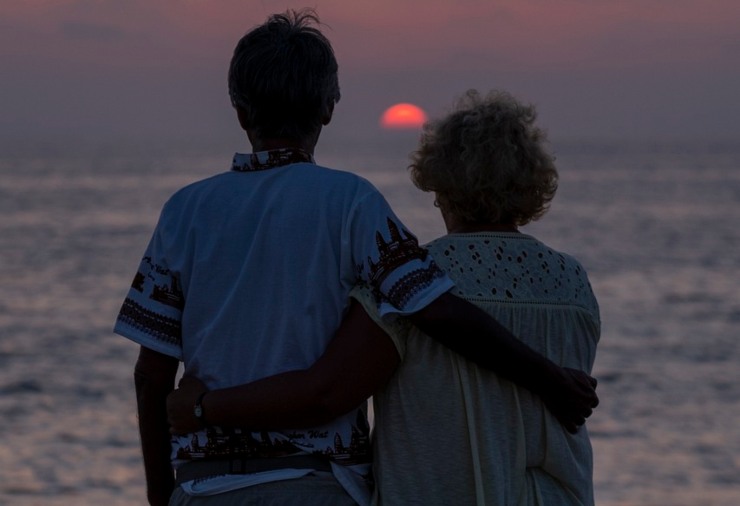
[[113, 219, 184, 360], [348, 190, 455, 317]]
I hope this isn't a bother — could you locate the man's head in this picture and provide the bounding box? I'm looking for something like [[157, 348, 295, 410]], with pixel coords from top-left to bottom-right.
[[228, 9, 340, 144]]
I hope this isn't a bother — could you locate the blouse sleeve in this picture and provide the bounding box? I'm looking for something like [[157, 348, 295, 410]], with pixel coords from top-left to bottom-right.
[[349, 285, 412, 360]]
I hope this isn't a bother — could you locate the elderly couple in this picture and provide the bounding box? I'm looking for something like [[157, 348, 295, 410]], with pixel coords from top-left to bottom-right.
[[115, 9, 600, 506]]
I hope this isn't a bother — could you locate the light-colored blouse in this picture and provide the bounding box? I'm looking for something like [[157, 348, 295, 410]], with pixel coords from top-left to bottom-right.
[[354, 232, 600, 506]]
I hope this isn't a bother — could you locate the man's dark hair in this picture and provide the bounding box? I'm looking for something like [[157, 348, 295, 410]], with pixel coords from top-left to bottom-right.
[[228, 9, 341, 142]]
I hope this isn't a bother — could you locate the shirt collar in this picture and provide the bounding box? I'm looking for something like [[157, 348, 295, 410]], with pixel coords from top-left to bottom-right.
[[231, 148, 315, 172]]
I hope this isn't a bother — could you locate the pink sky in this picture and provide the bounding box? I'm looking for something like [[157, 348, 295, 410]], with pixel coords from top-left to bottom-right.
[[2, 0, 739, 151]]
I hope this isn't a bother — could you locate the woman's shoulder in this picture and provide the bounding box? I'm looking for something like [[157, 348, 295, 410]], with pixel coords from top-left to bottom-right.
[[425, 232, 599, 316], [427, 232, 589, 271]]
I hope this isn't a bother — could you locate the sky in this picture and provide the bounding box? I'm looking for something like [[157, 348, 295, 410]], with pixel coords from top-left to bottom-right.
[[2, 0, 739, 154]]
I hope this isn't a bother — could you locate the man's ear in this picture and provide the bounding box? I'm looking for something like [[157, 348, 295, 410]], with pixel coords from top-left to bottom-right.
[[236, 107, 250, 131], [321, 102, 335, 126]]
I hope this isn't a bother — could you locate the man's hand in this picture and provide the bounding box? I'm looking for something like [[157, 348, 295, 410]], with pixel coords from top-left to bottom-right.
[[540, 367, 599, 434], [166, 376, 208, 435]]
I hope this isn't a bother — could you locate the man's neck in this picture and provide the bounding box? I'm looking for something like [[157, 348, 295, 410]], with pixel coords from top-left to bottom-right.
[[250, 139, 312, 154], [248, 130, 320, 155]]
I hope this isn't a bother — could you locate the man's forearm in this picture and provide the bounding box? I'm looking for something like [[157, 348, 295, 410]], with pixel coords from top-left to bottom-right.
[[407, 291, 557, 395], [166, 300, 400, 435], [134, 347, 179, 506], [408, 291, 599, 433]]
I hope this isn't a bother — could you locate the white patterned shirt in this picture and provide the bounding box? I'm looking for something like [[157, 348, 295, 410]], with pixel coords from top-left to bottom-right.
[[114, 149, 454, 503]]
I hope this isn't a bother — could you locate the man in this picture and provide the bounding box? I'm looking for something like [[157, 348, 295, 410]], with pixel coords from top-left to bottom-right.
[[115, 9, 597, 506]]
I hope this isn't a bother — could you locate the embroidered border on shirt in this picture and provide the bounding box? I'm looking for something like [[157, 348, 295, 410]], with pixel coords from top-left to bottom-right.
[[363, 217, 447, 310], [117, 298, 182, 346], [384, 262, 448, 309], [367, 218, 428, 284], [175, 408, 371, 465], [231, 148, 315, 172]]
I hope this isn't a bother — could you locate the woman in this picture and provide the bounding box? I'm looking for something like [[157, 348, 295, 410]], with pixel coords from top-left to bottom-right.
[[359, 89, 600, 505], [168, 90, 600, 505]]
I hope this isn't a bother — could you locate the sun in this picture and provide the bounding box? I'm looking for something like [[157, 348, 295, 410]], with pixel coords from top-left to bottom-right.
[[380, 103, 428, 129]]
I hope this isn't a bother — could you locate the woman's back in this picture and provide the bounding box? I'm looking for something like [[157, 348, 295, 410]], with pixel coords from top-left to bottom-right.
[[369, 232, 600, 506]]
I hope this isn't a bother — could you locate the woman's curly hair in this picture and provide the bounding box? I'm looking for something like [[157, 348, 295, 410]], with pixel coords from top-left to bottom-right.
[[409, 90, 558, 226]]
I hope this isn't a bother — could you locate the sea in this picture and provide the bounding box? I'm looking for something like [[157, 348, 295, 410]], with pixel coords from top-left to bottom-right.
[[1, 134, 738, 505]]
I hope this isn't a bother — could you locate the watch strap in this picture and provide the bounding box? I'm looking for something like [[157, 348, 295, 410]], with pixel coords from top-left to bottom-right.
[[194, 391, 208, 428]]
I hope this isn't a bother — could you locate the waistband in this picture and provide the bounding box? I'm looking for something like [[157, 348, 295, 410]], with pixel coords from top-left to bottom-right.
[[175, 455, 333, 485]]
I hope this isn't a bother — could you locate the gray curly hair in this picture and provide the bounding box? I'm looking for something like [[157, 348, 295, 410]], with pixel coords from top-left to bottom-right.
[[228, 9, 341, 141], [410, 90, 558, 226]]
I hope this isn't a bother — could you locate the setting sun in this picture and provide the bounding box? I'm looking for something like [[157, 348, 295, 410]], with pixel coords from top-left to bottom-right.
[[380, 103, 428, 129]]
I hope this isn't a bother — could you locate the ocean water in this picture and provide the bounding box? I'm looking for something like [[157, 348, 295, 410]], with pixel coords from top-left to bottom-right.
[[1, 138, 738, 505]]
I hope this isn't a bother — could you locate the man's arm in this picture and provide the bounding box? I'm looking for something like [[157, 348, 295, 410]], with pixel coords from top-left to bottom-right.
[[167, 292, 597, 435], [167, 299, 399, 434], [134, 346, 179, 506], [407, 291, 598, 433]]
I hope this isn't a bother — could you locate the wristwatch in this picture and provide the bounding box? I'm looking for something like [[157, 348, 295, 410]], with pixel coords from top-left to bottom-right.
[[194, 391, 208, 428]]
